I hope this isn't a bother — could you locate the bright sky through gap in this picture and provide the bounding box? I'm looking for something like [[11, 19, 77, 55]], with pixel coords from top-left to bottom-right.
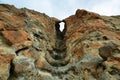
[[0, 0, 120, 20], [59, 22, 65, 32]]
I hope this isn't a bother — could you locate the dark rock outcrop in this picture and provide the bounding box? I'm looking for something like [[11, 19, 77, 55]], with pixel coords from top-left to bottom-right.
[[0, 4, 120, 80]]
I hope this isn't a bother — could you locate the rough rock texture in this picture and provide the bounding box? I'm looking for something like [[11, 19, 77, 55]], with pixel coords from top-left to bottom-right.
[[0, 4, 120, 80]]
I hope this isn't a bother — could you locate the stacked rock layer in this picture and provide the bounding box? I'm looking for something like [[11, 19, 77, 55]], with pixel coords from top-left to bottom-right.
[[0, 4, 120, 80]]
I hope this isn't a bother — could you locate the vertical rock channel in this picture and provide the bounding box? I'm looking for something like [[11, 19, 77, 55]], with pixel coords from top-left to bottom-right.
[[45, 21, 69, 67]]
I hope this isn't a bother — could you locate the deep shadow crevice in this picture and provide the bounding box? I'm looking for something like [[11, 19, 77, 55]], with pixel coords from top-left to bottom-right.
[[15, 47, 29, 55], [8, 60, 17, 80], [55, 21, 66, 40], [46, 21, 68, 67]]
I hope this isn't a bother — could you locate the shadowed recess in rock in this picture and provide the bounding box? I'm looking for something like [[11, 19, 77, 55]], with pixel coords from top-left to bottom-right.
[[55, 21, 66, 40], [0, 4, 120, 80], [45, 21, 68, 67]]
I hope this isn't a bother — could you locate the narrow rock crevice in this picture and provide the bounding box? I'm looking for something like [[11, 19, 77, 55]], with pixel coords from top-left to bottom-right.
[[8, 60, 16, 80], [1, 5, 120, 80], [15, 47, 29, 55], [55, 21, 67, 53], [45, 21, 69, 67], [55, 21, 66, 40]]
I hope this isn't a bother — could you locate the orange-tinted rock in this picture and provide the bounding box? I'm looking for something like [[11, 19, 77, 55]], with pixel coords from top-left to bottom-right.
[[75, 9, 100, 19], [36, 56, 46, 69], [0, 54, 14, 80], [0, 49, 3, 53], [0, 4, 120, 80], [0, 54, 14, 63], [0, 21, 4, 30], [73, 48, 83, 57], [21, 49, 33, 58], [2, 30, 29, 44], [63, 8, 120, 80]]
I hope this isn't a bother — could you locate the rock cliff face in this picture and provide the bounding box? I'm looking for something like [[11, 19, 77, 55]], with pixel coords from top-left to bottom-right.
[[0, 4, 120, 80]]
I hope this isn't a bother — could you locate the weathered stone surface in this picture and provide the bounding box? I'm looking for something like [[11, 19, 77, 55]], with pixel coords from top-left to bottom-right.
[[2, 30, 29, 44], [0, 54, 14, 80], [9, 56, 39, 80], [0, 4, 120, 80]]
